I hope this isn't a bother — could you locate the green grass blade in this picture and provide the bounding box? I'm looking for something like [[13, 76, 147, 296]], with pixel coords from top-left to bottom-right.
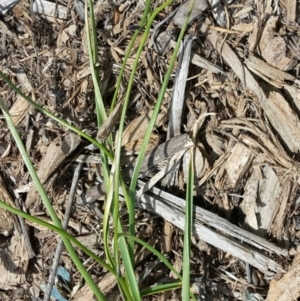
[[112, 0, 175, 267], [181, 2, 196, 299], [182, 148, 195, 301], [121, 233, 182, 279], [109, 0, 153, 268], [120, 234, 196, 299], [0, 198, 133, 294], [109, 1, 151, 111], [0, 97, 106, 301], [0, 71, 113, 160], [85, 0, 107, 124], [85, 0, 111, 189], [129, 0, 194, 194], [140, 282, 182, 296], [118, 226, 141, 301]]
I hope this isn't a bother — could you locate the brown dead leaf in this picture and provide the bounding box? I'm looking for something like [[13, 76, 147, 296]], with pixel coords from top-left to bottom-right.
[[173, 0, 208, 27], [169, 255, 182, 280], [122, 113, 152, 146]]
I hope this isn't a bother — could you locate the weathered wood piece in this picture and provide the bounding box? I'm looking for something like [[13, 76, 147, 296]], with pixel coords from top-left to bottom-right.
[[168, 36, 193, 139], [259, 16, 296, 71], [0, 232, 29, 289], [256, 166, 281, 237], [32, 0, 68, 20], [122, 133, 193, 181], [0, 176, 17, 236], [245, 54, 295, 87], [215, 142, 253, 190], [266, 91, 300, 153], [0, 0, 19, 15], [164, 35, 194, 188], [240, 166, 260, 230], [136, 180, 288, 275]]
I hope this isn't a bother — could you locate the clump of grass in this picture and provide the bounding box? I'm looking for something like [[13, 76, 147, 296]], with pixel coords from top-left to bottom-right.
[[0, 0, 196, 300]]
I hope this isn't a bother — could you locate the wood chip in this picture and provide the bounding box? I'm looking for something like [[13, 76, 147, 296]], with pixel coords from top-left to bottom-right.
[[259, 16, 297, 71], [0, 232, 29, 289], [173, 0, 208, 27], [266, 253, 300, 301], [286, 0, 297, 25], [241, 166, 260, 230], [32, 0, 68, 20], [245, 54, 295, 85], [191, 53, 225, 74], [256, 166, 281, 237], [215, 142, 253, 190], [266, 91, 300, 153], [0, 175, 20, 236]]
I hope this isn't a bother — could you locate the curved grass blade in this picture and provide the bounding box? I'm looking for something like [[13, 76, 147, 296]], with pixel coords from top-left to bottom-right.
[[85, 0, 110, 186], [101, 3, 153, 300], [0, 71, 113, 160], [120, 234, 196, 299], [182, 149, 195, 301], [0, 198, 131, 288], [0, 97, 106, 301], [112, 0, 175, 267], [140, 282, 182, 296], [129, 0, 195, 191]]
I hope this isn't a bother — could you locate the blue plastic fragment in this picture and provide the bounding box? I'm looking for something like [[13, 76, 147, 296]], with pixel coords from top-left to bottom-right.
[[50, 286, 69, 301]]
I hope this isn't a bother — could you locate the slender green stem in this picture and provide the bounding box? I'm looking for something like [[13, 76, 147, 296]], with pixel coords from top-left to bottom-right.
[[86, 0, 106, 123], [182, 151, 195, 301], [85, 0, 110, 197], [140, 282, 182, 296], [116, 0, 175, 266], [129, 0, 191, 204], [111, 0, 153, 268], [109, 3, 150, 111]]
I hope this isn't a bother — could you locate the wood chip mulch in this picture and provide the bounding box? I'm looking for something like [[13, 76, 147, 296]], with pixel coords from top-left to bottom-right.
[[1, 0, 300, 300]]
